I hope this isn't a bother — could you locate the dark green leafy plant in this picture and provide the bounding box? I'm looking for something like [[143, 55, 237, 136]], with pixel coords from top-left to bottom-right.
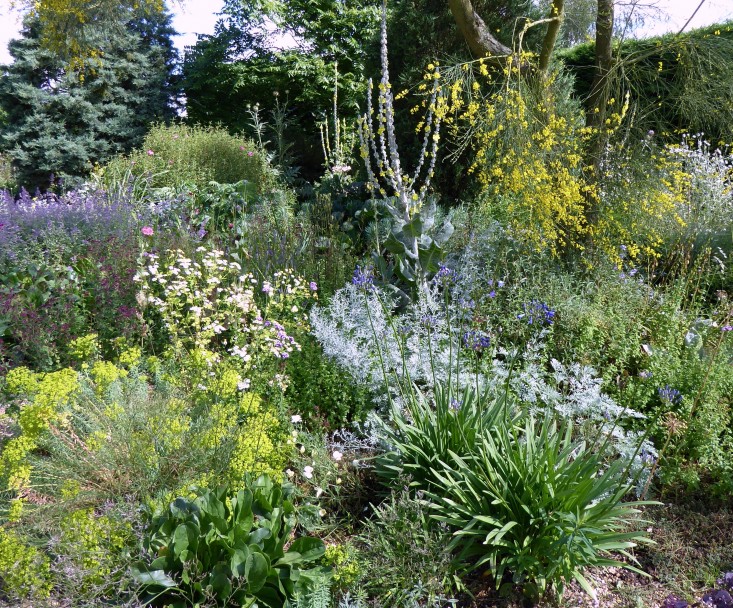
[[134, 477, 329, 607], [285, 333, 374, 430], [428, 411, 657, 602], [187, 180, 253, 237]]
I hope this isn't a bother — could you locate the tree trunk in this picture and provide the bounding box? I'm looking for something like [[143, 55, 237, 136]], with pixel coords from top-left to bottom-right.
[[538, 0, 565, 72], [447, 0, 513, 64], [585, 0, 614, 222], [586, 0, 614, 132]]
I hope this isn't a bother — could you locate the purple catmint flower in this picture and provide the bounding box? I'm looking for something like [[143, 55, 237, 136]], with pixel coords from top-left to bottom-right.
[[718, 572, 733, 591], [701, 589, 733, 608]]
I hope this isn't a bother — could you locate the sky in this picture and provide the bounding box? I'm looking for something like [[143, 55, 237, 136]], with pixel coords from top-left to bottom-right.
[[0, 0, 732, 65]]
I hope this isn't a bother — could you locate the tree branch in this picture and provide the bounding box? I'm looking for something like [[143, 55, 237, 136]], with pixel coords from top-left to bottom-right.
[[447, 0, 513, 66], [539, 0, 565, 72]]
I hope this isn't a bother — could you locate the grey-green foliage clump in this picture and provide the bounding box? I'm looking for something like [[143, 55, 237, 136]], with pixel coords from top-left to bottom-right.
[[0, 11, 178, 191], [351, 488, 461, 607]]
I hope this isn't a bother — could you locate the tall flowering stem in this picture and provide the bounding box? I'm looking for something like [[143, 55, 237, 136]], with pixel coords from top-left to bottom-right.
[[357, 0, 452, 298]]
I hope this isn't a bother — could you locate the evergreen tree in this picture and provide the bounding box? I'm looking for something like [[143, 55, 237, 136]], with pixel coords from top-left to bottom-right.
[[0, 10, 178, 190]]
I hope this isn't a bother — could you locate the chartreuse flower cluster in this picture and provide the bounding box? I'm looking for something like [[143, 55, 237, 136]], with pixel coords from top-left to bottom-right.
[[0, 343, 297, 602], [0, 528, 53, 600], [59, 508, 133, 589], [1, 366, 79, 493]]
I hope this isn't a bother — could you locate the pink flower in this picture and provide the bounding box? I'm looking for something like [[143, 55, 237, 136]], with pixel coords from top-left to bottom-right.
[[147, 149, 155, 156], [141, 226, 154, 236], [247, 151, 254, 157], [239, 146, 245, 151]]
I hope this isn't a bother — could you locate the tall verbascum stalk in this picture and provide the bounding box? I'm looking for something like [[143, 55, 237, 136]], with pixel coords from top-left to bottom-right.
[[320, 63, 356, 174], [357, 0, 452, 298]]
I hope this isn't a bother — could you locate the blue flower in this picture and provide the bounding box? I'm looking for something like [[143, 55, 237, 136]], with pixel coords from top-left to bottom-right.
[[658, 385, 682, 405], [432, 263, 456, 285], [352, 265, 375, 291], [462, 329, 491, 351], [421, 314, 438, 328], [518, 300, 556, 326], [458, 297, 475, 311]]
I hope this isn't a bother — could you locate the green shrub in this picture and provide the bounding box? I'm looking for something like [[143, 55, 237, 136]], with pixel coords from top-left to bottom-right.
[[1, 350, 295, 516], [559, 22, 733, 146], [57, 507, 134, 592], [134, 477, 328, 607], [99, 123, 278, 193], [354, 489, 460, 607], [285, 334, 374, 430]]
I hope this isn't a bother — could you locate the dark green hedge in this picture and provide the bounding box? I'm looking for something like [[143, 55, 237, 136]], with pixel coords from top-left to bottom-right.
[[558, 22, 733, 146]]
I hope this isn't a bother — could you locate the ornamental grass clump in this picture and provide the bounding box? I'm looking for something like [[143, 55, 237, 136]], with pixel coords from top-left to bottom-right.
[[377, 381, 517, 492], [99, 123, 276, 194], [380, 378, 656, 602]]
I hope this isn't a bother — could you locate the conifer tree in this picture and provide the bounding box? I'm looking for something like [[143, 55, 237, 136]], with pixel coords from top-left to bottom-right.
[[0, 10, 178, 190]]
